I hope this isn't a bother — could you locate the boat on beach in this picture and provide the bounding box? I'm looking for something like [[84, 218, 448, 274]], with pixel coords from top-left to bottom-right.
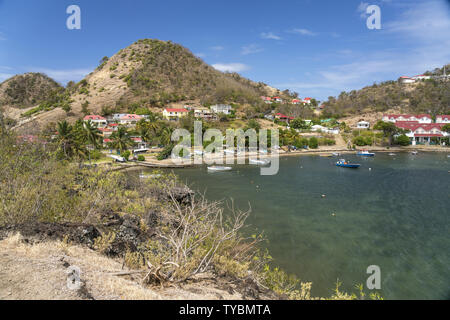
[[336, 159, 361, 168], [357, 150, 375, 157], [207, 166, 232, 172]]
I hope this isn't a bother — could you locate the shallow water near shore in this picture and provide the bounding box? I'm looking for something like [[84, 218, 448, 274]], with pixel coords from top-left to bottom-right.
[[140, 152, 450, 299]]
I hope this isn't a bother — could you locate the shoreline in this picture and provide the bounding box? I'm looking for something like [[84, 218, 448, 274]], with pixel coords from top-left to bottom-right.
[[106, 145, 449, 170]]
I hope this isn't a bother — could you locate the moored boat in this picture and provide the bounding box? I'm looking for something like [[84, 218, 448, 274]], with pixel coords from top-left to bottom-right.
[[357, 150, 375, 157], [249, 159, 271, 165], [336, 159, 360, 168], [207, 166, 232, 172]]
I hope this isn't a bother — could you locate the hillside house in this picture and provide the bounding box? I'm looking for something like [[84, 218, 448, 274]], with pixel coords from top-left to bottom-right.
[[261, 96, 272, 104], [272, 97, 283, 103], [210, 104, 232, 115], [412, 75, 431, 81], [194, 107, 216, 120], [399, 76, 415, 84], [395, 122, 448, 145], [163, 108, 188, 121], [292, 99, 301, 105], [275, 113, 294, 124], [83, 115, 107, 128], [98, 127, 113, 138], [303, 98, 312, 104], [119, 114, 143, 126], [357, 121, 370, 129]]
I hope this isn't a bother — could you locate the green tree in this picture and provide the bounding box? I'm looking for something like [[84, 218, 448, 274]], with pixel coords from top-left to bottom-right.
[[309, 137, 319, 149], [395, 134, 411, 146], [373, 121, 400, 145], [442, 124, 450, 133], [110, 127, 133, 153]]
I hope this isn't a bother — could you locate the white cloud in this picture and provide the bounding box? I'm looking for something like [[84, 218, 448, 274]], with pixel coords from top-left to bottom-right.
[[290, 28, 317, 36], [28, 67, 92, 83], [260, 32, 282, 40], [212, 63, 250, 73], [279, 0, 450, 100], [241, 44, 264, 55], [210, 46, 224, 51]]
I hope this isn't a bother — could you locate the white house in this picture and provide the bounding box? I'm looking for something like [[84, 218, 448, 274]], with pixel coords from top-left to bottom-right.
[[119, 114, 143, 126], [382, 114, 432, 124], [272, 97, 283, 103], [412, 74, 431, 81], [399, 76, 415, 84], [436, 115, 450, 124], [163, 108, 189, 121], [311, 125, 340, 135], [194, 107, 216, 120], [303, 98, 312, 104], [357, 121, 370, 129], [210, 104, 232, 115], [83, 115, 107, 128]]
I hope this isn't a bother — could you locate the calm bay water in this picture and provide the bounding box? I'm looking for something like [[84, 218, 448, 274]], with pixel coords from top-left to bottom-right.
[[148, 152, 449, 299]]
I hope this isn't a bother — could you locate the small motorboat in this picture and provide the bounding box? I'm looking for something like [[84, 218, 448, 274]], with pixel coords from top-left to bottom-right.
[[332, 152, 341, 157], [357, 150, 375, 157], [388, 153, 396, 156], [336, 159, 360, 168], [207, 166, 232, 172], [249, 159, 271, 165], [411, 151, 418, 155]]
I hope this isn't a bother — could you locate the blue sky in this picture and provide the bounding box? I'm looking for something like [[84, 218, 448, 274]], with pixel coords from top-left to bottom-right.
[[0, 0, 449, 101]]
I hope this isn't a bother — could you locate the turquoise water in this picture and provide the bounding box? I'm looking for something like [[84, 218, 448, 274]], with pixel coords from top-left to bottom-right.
[[156, 152, 449, 299]]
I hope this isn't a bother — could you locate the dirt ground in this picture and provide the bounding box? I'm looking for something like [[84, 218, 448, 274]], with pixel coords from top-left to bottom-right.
[[0, 233, 256, 300]]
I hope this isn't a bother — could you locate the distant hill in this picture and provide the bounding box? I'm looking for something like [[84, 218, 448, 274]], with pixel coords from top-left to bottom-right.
[[323, 64, 450, 117], [6, 39, 285, 129], [0, 73, 63, 109]]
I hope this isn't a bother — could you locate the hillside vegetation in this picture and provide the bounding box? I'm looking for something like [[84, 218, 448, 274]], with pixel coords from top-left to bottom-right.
[[323, 66, 450, 117], [0, 73, 63, 108]]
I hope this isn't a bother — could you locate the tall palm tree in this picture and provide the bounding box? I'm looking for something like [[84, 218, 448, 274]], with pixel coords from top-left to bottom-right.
[[56, 120, 75, 159], [110, 126, 133, 154], [80, 120, 102, 163], [159, 126, 174, 147]]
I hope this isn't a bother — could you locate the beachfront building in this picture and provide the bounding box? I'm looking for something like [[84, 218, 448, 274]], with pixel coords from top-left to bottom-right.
[[357, 121, 370, 129], [436, 115, 450, 124], [210, 104, 232, 115], [382, 114, 432, 124], [395, 122, 448, 145], [163, 108, 189, 121], [83, 115, 107, 128]]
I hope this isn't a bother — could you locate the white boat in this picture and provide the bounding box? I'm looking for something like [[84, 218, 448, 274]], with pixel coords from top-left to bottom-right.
[[332, 152, 341, 157], [249, 159, 271, 165], [207, 166, 232, 172], [357, 150, 375, 157], [133, 148, 149, 154], [108, 154, 126, 162], [411, 151, 418, 155], [388, 153, 396, 156]]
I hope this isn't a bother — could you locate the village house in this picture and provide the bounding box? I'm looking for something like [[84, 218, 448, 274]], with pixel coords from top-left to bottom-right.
[[83, 115, 107, 128], [357, 121, 370, 129], [261, 96, 272, 104], [382, 114, 432, 124], [131, 137, 148, 150], [275, 113, 294, 124], [395, 122, 448, 145], [399, 76, 415, 84], [194, 107, 216, 120], [436, 115, 450, 124], [303, 98, 312, 104], [210, 104, 232, 115], [272, 97, 283, 103], [98, 127, 113, 138], [163, 108, 188, 121], [292, 99, 302, 105], [412, 74, 431, 81], [119, 114, 143, 126]]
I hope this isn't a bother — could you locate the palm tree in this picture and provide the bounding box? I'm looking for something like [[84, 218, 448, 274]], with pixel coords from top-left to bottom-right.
[[82, 120, 102, 148], [110, 126, 133, 154], [158, 126, 175, 147], [56, 121, 75, 159]]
